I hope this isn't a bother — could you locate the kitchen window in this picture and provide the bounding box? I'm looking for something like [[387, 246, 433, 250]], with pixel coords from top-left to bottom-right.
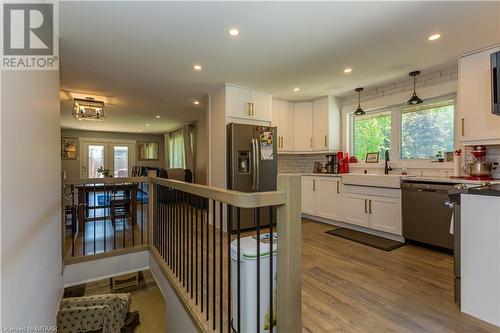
[[353, 111, 391, 161], [400, 99, 455, 160]]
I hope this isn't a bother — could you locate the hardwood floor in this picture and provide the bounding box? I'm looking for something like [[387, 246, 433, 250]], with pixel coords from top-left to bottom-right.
[[301, 219, 500, 333]]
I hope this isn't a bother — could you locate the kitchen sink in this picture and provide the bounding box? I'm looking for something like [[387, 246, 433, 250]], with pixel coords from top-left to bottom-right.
[[341, 173, 409, 188]]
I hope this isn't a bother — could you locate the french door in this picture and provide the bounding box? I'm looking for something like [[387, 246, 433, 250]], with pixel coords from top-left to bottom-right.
[[80, 142, 135, 178]]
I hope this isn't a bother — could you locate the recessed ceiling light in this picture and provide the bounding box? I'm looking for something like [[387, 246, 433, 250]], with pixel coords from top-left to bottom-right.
[[193, 64, 202, 71], [145, 123, 150, 127], [138, 129, 142, 132], [293, 87, 300, 92], [344, 68, 352, 73], [155, 115, 160, 119], [193, 100, 200, 105], [228, 28, 240, 37], [80, 126, 86, 129], [428, 33, 441, 41]]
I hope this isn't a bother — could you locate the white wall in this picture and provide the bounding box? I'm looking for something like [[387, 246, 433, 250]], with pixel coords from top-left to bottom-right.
[[149, 253, 197, 333], [1, 70, 62, 328], [63, 250, 149, 287]]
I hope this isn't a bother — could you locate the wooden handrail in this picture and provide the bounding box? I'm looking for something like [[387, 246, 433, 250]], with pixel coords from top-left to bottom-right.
[[63, 177, 148, 185], [150, 176, 287, 208]]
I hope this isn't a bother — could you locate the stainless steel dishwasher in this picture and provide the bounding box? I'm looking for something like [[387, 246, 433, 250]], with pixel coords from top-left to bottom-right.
[[401, 181, 456, 250]]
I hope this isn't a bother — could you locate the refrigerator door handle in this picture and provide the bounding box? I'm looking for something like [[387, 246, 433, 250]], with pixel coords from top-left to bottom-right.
[[251, 139, 257, 191]]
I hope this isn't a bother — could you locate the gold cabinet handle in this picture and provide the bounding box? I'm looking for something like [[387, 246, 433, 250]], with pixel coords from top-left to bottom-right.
[[282, 136, 284, 148], [313, 179, 316, 191], [369, 200, 372, 214], [251, 103, 255, 116], [310, 137, 313, 148], [337, 181, 340, 194], [324, 134, 327, 147], [248, 102, 252, 116], [364, 199, 367, 213], [461, 118, 465, 137]]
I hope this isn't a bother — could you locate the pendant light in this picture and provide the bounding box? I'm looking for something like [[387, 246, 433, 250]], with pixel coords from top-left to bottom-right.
[[353, 87, 365, 116], [407, 71, 424, 105]]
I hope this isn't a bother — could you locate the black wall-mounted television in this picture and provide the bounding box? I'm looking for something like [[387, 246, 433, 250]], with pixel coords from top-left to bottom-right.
[[493, 50, 499, 115]]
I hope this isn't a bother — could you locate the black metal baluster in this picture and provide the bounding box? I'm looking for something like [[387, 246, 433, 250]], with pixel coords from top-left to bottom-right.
[[140, 182, 144, 245], [190, 194, 194, 298], [227, 204, 232, 333], [113, 183, 116, 250], [219, 201, 223, 332], [160, 186, 164, 259], [206, 199, 210, 321], [104, 185, 107, 253], [82, 185, 86, 256], [166, 187, 170, 266], [200, 196, 204, 312], [71, 185, 75, 257], [196, 195, 199, 305], [174, 189, 178, 276], [212, 200, 216, 330], [93, 182, 96, 254], [256, 207, 261, 333], [269, 207, 274, 332], [183, 192, 186, 287], [237, 207, 241, 333], [122, 183, 126, 250], [132, 182, 136, 248]]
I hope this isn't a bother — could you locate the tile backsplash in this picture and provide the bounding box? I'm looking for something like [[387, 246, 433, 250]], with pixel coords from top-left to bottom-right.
[[278, 153, 331, 173]]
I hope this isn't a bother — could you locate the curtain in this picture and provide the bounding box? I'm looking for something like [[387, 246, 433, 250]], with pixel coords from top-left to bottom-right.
[[168, 124, 195, 171], [168, 129, 185, 168]]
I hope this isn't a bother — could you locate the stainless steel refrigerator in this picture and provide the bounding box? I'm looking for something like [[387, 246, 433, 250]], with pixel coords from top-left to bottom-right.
[[227, 123, 277, 232]]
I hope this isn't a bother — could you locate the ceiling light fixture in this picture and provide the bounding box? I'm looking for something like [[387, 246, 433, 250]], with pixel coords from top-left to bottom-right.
[[193, 100, 200, 105], [228, 28, 240, 37], [344, 68, 352, 73], [155, 115, 161, 119], [428, 33, 441, 41], [193, 64, 202, 71], [145, 123, 150, 127], [293, 87, 300, 92], [353, 88, 366, 116], [138, 129, 142, 132], [73, 97, 105, 121], [407, 71, 424, 105]]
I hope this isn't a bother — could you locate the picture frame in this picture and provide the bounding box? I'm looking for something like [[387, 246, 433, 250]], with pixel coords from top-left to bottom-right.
[[365, 152, 380, 163], [138, 142, 159, 160], [61, 137, 78, 160]]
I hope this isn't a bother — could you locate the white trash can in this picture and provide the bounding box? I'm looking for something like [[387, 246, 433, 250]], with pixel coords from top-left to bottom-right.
[[231, 232, 277, 333]]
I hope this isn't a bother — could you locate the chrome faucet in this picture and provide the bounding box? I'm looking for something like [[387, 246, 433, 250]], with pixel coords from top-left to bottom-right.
[[384, 150, 392, 175]]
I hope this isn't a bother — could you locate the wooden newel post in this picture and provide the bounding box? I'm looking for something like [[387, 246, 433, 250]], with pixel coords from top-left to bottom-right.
[[276, 174, 302, 333]]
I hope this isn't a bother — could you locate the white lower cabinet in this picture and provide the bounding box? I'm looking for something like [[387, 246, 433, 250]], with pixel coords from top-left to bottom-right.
[[302, 178, 403, 237], [341, 185, 402, 235], [301, 176, 342, 221], [342, 193, 369, 227], [368, 196, 402, 235], [316, 177, 342, 221], [301, 176, 316, 215]]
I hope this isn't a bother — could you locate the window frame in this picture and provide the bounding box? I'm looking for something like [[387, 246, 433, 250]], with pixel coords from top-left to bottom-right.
[[348, 94, 456, 168]]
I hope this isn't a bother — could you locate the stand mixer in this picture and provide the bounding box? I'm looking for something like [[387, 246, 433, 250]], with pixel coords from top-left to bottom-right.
[[464, 145, 495, 180]]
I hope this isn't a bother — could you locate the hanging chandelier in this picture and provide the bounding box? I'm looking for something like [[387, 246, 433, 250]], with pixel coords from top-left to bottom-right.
[[407, 71, 424, 105], [353, 87, 365, 116], [73, 97, 106, 121]]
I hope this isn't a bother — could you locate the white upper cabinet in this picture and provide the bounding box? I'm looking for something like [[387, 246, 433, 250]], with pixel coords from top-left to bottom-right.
[[312, 96, 341, 152], [458, 46, 500, 144], [271, 95, 341, 154], [272, 99, 295, 152], [226, 84, 271, 122], [293, 102, 313, 152]]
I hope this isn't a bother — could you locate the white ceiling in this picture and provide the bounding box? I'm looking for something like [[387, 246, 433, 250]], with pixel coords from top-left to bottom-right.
[[59, 1, 500, 134]]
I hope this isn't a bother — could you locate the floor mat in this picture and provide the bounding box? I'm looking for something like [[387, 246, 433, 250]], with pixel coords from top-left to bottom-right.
[[326, 228, 405, 251]]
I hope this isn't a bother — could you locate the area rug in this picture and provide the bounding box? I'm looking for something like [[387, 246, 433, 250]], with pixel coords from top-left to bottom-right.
[[326, 228, 405, 251]]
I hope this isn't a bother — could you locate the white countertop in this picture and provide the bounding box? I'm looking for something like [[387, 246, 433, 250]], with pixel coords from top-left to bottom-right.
[[401, 176, 500, 185]]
